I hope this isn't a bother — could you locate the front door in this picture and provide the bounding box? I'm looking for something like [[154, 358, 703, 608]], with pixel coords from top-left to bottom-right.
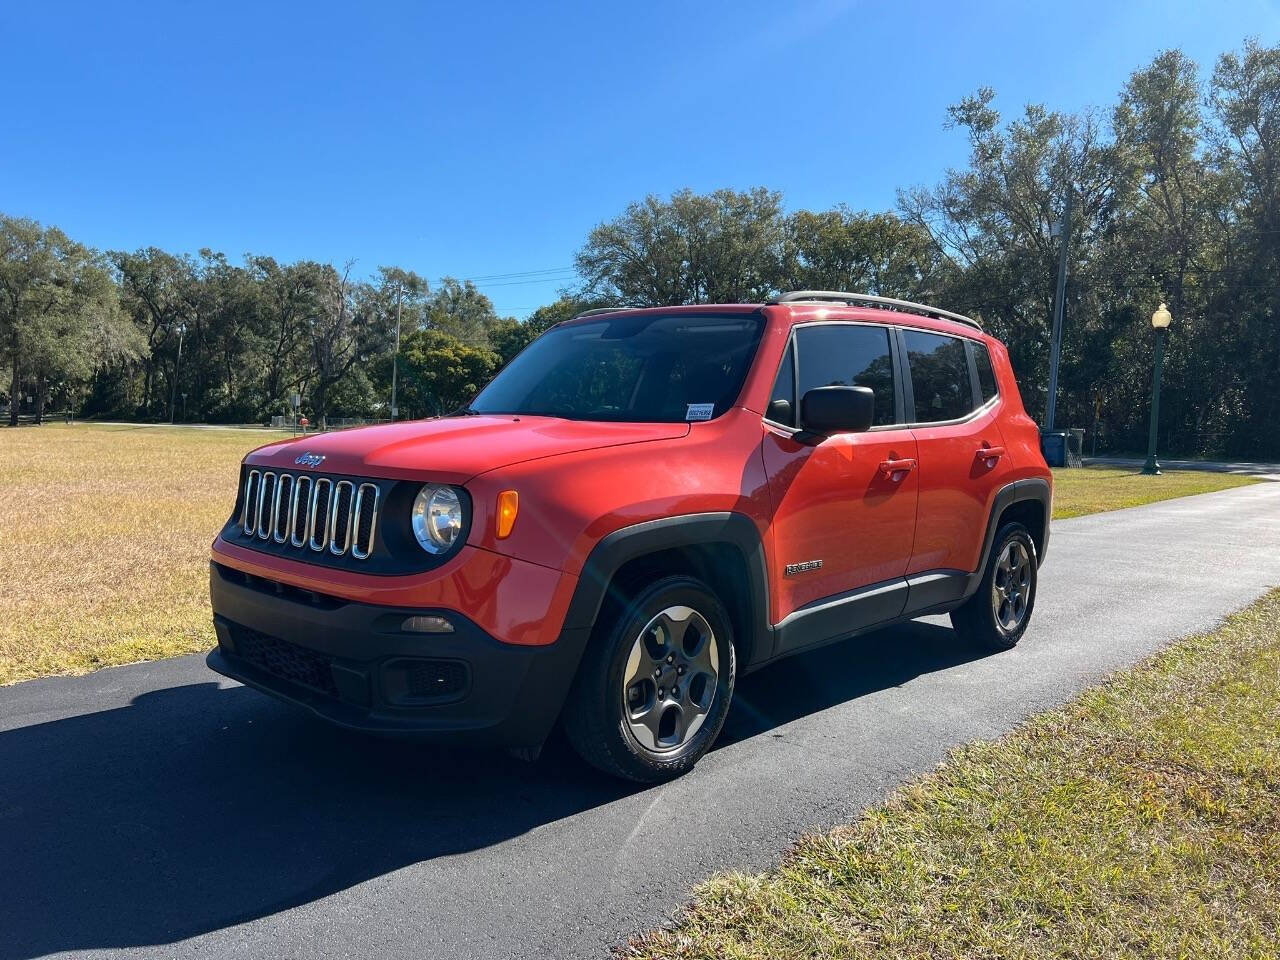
[[761, 323, 919, 633]]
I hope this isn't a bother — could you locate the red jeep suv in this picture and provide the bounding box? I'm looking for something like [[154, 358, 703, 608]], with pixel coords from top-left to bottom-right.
[[208, 291, 1051, 782]]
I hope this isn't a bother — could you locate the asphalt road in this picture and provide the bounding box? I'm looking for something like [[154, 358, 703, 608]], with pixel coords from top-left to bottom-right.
[[4, 482, 1279, 960]]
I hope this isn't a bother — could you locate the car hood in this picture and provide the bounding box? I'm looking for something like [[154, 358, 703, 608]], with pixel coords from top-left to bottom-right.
[[244, 415, 691, 483]]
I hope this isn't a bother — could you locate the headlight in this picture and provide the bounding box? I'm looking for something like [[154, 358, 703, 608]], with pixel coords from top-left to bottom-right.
[[411, 485, 465, 554]]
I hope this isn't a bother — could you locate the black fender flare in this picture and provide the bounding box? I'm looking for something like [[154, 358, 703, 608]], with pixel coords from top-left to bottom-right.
[[560, 512, 774, 667], [979, 477, 1052, 571]]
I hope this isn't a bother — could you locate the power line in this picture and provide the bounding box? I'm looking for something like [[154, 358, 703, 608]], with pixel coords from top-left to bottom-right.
[[464, 274, 578, 289], [461, 266, 574, 281]]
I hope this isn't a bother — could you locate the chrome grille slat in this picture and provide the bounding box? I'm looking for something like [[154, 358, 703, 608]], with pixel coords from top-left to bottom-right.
[[308, 478, 333, 552], [289, 475, 312, 548], [238, 469, 380, 562], [329, 480, 355, 556], [272, 474, 293, 543], [256, 473, 276, 540], [241, 470, 261, 535], [351, 483, 380, 559]]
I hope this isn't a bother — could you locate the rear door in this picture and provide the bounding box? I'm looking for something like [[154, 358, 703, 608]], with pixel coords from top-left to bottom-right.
[[761, 323, 919, 629], [900, 329, 1014, 579]]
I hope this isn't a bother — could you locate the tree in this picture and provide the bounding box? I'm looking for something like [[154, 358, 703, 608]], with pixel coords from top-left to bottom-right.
[[784, 207, 941, 298], [247, 255, 321, 418], [1209, 39, 1280, 455], [396, 329, 499, 417], [898, 88, 1117, 424], [576, 188, 789, 306], [2, 216, 140, 425], [111, 247, 199, 418], [426, 277, 499, 345], [305, 261, 383, 427]]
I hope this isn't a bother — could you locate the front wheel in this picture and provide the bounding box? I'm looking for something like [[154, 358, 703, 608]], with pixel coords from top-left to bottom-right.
[[562, 575, 736, 783], [951, 522, 1038, 651]]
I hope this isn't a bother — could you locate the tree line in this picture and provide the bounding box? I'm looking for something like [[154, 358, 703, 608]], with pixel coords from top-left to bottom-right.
[[3, 38, 1277, 457]]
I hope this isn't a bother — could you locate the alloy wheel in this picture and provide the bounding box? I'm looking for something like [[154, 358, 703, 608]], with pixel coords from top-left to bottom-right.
[[991, 539, 1032, 634], [620, 605, 720, 752]]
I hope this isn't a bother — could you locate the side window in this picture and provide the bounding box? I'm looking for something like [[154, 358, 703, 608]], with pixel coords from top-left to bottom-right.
[[794, 325, 896, 426], [766, 342, 796, 426], [903, 330, 973, 423], [973, 342, 999, 403]]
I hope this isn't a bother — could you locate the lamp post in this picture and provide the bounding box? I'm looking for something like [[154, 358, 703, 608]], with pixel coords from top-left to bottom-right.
[[1141, 302, 1172, 475], [390, 283, 403, 420], [169, 322, 186, 424], [1045, 187, 1072, 432]]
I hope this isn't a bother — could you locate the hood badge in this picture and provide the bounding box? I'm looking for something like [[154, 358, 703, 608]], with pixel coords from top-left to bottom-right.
[[294, 453, 326, 468]]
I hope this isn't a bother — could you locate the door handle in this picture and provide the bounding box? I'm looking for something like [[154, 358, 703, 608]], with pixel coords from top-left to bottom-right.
[[878, 457, 917, 477], [975, 445, 1005, 463]]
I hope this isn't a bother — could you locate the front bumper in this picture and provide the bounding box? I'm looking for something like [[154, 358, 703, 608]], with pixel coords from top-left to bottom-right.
[[207, 562, 588, 746]]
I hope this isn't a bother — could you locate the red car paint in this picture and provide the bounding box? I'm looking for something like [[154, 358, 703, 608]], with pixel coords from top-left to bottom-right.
[[212, 302, 1049, 644]]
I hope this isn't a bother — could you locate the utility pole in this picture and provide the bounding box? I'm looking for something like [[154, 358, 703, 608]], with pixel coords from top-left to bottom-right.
[[169, 323, 186, 424], [390, 283, 403, 420], [1045, 188, 1072, 432]]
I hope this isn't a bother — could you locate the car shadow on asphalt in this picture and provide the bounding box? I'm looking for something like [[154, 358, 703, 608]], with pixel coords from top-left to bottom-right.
[[0, 619, 986, 959]]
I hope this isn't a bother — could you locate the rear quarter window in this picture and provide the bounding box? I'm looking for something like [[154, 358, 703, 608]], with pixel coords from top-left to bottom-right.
[[973, 342, 999, 403]]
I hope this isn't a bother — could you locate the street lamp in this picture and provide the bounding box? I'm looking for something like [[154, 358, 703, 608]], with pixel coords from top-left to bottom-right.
[[169, 322, 187, 424], [390, 283, 403, 420], [1141, 302, 1172, 475]]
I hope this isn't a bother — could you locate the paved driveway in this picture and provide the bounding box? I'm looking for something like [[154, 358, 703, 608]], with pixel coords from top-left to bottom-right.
[[3, 482, 1279, 960]]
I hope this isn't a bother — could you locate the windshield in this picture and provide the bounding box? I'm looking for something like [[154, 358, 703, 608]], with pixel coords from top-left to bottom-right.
[[468, 312, 765, 422]]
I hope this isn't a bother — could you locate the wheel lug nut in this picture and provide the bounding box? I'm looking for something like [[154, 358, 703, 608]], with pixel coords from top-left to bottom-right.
[[666, 654, 674, 664], [677, 665, 686, 675], [671, 686, 679, 698], [657, 687, 664, 698]]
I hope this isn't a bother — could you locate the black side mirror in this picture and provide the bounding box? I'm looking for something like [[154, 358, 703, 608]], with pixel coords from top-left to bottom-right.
[[800, 386, 875, 434]]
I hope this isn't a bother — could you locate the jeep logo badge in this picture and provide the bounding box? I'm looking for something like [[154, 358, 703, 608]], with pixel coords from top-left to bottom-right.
[[294, 452, 325, 468]]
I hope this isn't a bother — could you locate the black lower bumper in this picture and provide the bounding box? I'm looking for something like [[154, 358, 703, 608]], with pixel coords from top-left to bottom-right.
[[206, 562, 588, 747]]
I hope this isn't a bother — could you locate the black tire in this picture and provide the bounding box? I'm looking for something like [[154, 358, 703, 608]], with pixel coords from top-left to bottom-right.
[[951, 522, 1038, 652], [562, 575, 736, 783]]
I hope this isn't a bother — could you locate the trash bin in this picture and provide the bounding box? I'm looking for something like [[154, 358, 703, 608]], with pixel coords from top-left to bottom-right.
[[1040, 430, 1068, 467], [1066, 428, 1085, 467]]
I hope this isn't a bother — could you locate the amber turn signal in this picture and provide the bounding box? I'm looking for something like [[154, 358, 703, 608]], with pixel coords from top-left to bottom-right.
[[496, 490, 519, 539]]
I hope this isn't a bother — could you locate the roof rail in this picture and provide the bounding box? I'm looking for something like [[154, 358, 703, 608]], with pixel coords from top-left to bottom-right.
[[572, 306, 628, 319], [767, 290, 981, 331]]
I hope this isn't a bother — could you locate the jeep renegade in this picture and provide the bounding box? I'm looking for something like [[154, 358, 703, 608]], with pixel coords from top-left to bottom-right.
[[208, 291, 1052, 782]]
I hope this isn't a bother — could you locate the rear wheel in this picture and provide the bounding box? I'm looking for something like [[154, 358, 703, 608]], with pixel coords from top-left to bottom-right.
[[562, 575, 736, 783], [951, 522, 1038, 651]]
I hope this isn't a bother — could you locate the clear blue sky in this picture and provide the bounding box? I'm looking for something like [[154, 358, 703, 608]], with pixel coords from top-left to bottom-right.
[[3, 0, 1277, 317]]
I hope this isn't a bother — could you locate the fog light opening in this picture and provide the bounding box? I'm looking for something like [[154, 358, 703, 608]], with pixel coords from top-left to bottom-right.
[[401, 615, 455, 634]]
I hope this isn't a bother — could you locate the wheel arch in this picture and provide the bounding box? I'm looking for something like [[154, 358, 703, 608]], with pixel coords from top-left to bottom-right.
[[983, 477, 1051, 568], [561, 512, 772, 669]]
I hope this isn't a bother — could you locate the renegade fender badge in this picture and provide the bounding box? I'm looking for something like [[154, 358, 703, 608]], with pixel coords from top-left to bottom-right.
[[784, 560, 823, 576], [294, 452, 326, 468]]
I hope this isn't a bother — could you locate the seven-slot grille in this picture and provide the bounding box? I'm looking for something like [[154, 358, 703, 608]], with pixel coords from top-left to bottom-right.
[[240, 469, 380, 560]]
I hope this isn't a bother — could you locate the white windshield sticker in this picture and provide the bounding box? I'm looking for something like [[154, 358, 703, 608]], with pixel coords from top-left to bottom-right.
[[685, 403, 715, 421]]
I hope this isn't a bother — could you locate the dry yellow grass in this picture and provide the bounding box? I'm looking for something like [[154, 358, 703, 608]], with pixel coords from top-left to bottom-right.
[[0, 423, 286, 684]]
